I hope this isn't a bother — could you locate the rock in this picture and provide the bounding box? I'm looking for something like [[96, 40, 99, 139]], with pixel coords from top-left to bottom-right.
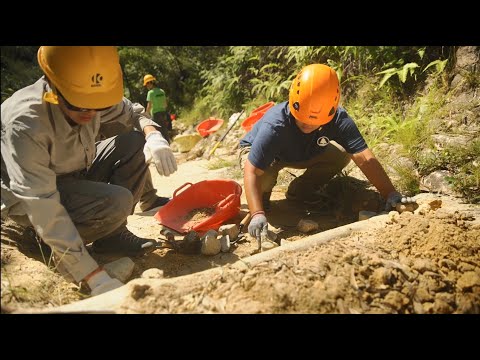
[[297, 219, 319, 233], [141, 268, 164, 279], [280, 239, 290, 246], [370, 268, 394, 288], [383, 291, 409, 312], [412, 258, 436, 273], [415, 287, 434, 303], [457, 271, 480, 290], [261, 239, 279, 251], [218, 224, 239, 240], [439, 258, 457, 270], [220, 235, 231, 253], [433, 299, 454, 314], [413, 301, 424, 314], [421, 170, 457, 195], [103, 257, 135, 282], [435, 292, 455, 306], [395, 203, 419, 213], [422, 302, 434, 313], [201, 230, 221, 256], [324, 275, 347, 299], [358, 210, 377, 221], [458, 262, 476, 272], [431, 134, 472, 149]]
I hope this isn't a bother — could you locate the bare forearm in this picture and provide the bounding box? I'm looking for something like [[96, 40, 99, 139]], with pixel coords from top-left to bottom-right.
[[244, 160, 264, 213], [351, 148, 396, 199]]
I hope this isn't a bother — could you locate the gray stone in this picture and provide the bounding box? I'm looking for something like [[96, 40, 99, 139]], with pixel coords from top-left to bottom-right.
[[297, 219, 319, 233], [431, 134, 472, 149], [261, 239, 279, 251], [218, 224, 239, 240], [201, 230, 221, 256], [104, 257, 135, 283], [421, 170, 456, 195], [220, 235, 231, 253], [141, 268, 164, 279]]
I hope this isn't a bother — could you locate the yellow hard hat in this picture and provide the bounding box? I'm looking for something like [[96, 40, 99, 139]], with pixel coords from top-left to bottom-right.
[[37, 46, 124, 109], [143, 74, 156, 86], [289, 64, 340, 126]]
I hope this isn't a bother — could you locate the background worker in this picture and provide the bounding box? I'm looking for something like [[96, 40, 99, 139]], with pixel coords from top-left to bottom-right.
[[1, 46, 177, 296], [144, 74, 172, 142], [238, 64, 416, 240]]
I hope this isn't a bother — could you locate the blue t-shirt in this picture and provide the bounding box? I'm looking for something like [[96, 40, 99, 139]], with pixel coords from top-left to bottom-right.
[[239, 101, 368, 170]]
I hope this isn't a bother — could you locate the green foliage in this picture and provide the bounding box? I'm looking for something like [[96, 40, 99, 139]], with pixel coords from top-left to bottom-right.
[[1, 46, 42, 103], [416, 140, 480, 203], [207, 158, 237, 170], [391, 163, 420, 196]]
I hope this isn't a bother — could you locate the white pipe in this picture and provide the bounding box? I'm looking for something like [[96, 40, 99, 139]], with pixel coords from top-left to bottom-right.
[[22, 214, 389, 314]]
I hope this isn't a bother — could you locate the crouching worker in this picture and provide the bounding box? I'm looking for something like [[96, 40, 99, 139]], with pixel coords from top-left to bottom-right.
[[238, 64, 416, 240], [0, 46, 178, 296]]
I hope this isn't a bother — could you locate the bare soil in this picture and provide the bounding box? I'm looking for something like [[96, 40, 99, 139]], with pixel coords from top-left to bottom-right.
[[120, 207, 480, 314], [2, 158, 479, 313]]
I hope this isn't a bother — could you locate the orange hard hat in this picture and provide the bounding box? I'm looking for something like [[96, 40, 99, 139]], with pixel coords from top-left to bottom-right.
[[143, 74, 156, 86], [289, 64, 340, 126], [37, 46, 124, 109]]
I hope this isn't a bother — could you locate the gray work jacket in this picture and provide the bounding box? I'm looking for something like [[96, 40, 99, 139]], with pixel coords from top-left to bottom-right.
[[1, 77, 158, 282]]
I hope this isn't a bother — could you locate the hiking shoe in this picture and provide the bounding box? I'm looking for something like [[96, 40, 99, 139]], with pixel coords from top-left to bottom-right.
[[92, 229, 156, 257], [140, 196, 171, 212]]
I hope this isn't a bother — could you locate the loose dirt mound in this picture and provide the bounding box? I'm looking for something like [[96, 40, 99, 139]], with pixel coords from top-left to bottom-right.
[[120, 208, 479, 314]]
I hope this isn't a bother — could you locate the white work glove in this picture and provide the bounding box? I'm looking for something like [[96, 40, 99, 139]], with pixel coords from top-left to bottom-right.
[[143, 131, 178, 177], [385, 191, 415, 211], [87, 270, 124, 297]]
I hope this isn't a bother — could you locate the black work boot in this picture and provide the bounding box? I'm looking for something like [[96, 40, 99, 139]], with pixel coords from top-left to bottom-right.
[[92, 229, 156, 257], [140, 196, 171, 212]]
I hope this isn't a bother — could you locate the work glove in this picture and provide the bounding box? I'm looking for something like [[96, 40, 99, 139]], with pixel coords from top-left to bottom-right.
[[143, 131, 178, 177], [248, 213, 268, 239], [385, 191, 415, 211], [87, 270, 124, 297]]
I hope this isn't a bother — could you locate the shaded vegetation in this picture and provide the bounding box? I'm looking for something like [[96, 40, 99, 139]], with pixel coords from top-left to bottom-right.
[[2, 46, 478, 203]]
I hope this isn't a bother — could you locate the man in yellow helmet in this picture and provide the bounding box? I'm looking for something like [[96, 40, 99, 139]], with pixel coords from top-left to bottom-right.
[[1, 46, 178, 296], [238, 64, 416, 241], [143, 74, 172, 142]]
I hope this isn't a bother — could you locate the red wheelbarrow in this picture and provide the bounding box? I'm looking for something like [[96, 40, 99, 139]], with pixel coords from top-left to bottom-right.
[[154, 179, 242, 234]]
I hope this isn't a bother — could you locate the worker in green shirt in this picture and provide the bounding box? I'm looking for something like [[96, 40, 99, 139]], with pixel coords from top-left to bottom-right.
[[143, 74, 171, 142]]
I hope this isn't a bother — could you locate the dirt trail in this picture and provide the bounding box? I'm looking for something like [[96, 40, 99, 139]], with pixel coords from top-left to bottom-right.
[[2, 158, 479, 313], [120, 206, 480, 314]]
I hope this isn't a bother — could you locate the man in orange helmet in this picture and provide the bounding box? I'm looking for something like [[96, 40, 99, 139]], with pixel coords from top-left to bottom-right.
[[239, 64, 416, 240], [1, 46, 177, 296]]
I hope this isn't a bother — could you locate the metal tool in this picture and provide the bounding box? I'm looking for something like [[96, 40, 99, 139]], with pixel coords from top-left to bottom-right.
[[207, 110, 245, 160], [258, 224, 268, 251], [230, 212, 252, 245]]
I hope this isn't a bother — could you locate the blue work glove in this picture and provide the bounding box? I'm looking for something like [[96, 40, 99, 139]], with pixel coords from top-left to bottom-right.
[[385, 191, 415, 211], [144, 131, 177, 177], [248, 213, 268, 239]]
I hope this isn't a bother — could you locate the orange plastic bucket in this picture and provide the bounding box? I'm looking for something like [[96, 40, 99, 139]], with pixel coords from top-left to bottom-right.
[[251, 101, 275, 115], [241, 112, 264, 132], [154, 179, 242, 234], [196, 117, 224, 138]]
